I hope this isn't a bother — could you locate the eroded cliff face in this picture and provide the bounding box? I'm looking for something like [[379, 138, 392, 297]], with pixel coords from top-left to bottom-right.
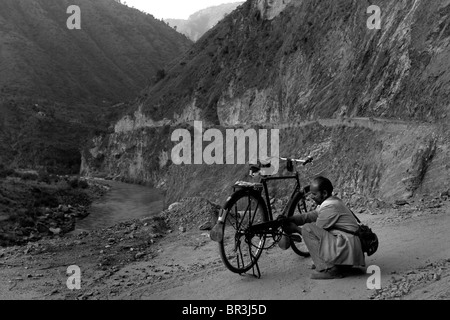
[[256, 0, 294, 20], [82, 0, 450, 205], [82, 118, 450, 206], [81, 126, 173, 186], [114, 106, 171, 134]]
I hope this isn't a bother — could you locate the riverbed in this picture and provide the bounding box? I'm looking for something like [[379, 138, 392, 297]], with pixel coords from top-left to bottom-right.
[[76, 180, 165, 230]]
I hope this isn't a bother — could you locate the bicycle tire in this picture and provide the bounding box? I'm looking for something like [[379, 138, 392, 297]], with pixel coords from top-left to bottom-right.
[[218, 189, 269, 274], [286, 191, 311, 257]]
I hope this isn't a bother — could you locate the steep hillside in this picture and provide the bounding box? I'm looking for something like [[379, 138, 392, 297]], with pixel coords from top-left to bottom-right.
[[82, 0, 450, 205], [0, 97, 129, 172], [135, 0, 450, 124], [0, 0, 191, 103], [0, 0, 192, 173], [166, 2, 244, 41]]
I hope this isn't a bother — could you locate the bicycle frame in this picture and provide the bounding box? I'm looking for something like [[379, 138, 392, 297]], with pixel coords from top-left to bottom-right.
[[237, 169, 305, 243], [260, 173, 302, 221]]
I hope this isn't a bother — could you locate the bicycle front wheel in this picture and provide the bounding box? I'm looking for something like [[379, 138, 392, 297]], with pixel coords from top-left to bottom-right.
[[287, 192, 311, 257], [219, 189, 268, 274]]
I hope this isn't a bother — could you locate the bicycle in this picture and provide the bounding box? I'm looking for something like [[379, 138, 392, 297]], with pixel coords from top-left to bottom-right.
[[214, 155, 314, 278]]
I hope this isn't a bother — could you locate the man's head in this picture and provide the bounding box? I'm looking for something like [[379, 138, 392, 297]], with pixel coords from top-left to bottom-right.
[[310, 176, 333, 205]]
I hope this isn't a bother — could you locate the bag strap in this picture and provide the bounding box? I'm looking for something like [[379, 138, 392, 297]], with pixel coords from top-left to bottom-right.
[[348, 209, 362, 224], [327, 209, 361, 236]]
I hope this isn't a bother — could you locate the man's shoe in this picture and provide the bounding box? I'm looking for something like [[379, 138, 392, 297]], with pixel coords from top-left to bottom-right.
[[310, 267, 344, 280], [278, 235, 291, 250], [336, 265, 353, 273]]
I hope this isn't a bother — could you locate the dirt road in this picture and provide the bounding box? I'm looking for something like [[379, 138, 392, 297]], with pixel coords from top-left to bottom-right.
[[0, 182, 449, 300], [136, 205, 450, 300]]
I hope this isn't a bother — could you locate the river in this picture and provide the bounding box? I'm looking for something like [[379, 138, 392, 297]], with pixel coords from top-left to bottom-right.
[[76, 180, 165, 231]]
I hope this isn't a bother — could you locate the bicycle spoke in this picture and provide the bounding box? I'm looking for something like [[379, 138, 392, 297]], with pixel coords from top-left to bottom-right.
[[250, 200, 260, 226], [237, 241, 245, 270], [247, 241, 254, 265], [233, 205, 239, 229], [236, 201, 251, 231], [234, 237, 240, 252]]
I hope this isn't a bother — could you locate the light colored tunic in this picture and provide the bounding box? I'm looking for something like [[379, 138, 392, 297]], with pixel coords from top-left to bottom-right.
[[299, 196, 366, 267]]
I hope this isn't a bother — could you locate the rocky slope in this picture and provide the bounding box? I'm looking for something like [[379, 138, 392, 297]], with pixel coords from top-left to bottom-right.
[[0, 173, 109, 247], [82, 0, 450, 206], [166, 2, 244, 41]]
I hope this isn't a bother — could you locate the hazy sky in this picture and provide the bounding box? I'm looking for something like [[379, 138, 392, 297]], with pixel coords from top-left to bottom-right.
[[124, 0, 241, 20]]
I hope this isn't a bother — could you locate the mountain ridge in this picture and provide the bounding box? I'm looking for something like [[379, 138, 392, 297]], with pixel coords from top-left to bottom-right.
[[166, 2, 244, 41]]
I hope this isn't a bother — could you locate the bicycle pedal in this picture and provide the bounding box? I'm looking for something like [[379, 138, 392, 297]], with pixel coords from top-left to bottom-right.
[[209, 222, 224, 242], [289, 234, 302, 242]]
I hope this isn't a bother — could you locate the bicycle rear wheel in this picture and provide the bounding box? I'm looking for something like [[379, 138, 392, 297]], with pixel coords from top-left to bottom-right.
[[219, 189, 268, 274], [287, 192, 311, 257]]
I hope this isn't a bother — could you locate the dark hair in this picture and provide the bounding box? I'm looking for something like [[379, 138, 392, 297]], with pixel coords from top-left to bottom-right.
[[312, 176, 333, 195]]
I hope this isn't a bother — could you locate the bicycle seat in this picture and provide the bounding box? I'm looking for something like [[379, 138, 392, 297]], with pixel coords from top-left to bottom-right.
[[250, 160, 276, 177], [233, 181, 264, 191]]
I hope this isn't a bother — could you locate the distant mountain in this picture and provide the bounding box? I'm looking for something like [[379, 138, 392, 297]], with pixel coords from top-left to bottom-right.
[[166, 2, 243, 41], [0, 0, 192, 173]]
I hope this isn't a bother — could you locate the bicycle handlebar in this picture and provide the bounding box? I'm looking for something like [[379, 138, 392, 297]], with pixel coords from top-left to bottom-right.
[[250, 156, 313, 176], [279, 156, 313, 166]]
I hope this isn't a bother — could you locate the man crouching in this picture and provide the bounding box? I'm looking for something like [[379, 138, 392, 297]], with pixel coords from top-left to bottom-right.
[[279, 176, 365, 279]]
